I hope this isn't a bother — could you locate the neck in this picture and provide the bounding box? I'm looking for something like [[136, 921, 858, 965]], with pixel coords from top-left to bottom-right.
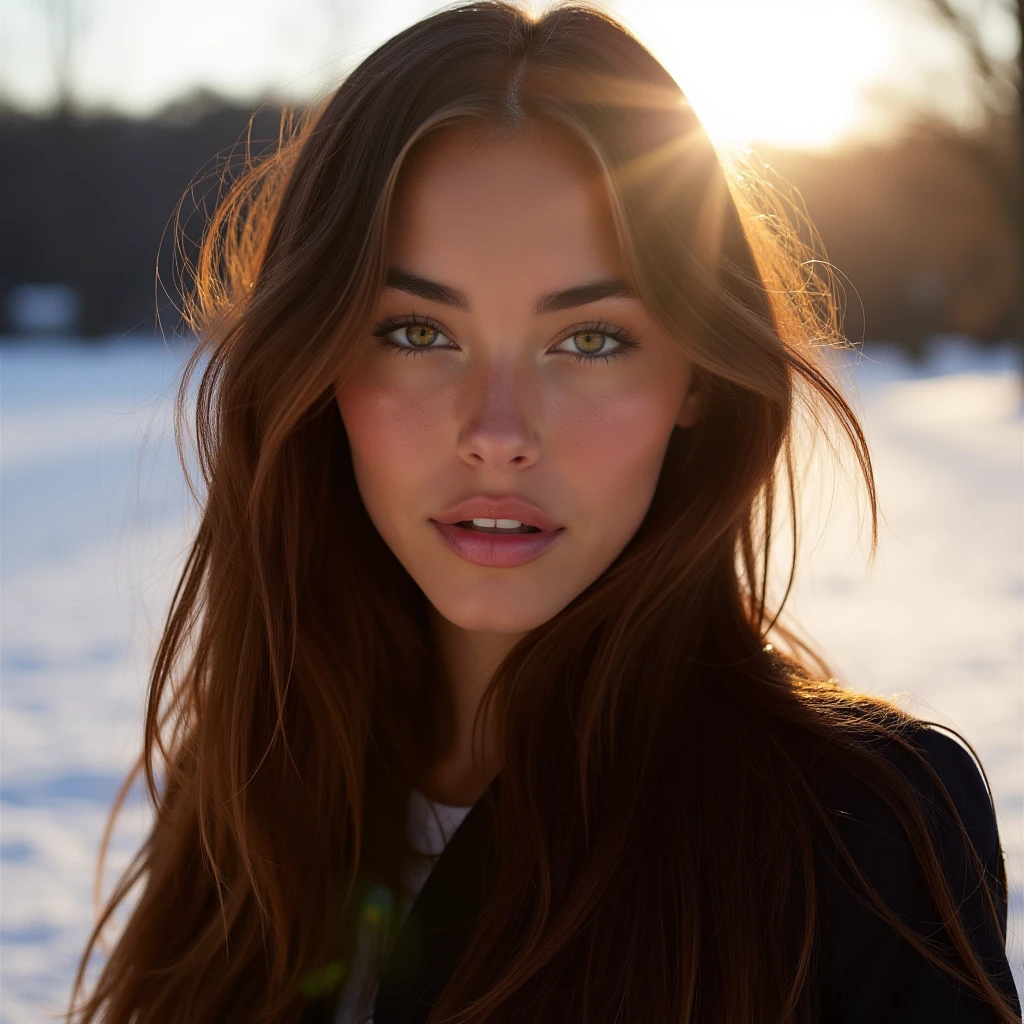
[[419, 605, 521, 806]]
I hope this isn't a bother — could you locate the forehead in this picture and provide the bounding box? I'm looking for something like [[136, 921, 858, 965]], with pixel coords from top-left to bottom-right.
[[386, 124, 626, 304]]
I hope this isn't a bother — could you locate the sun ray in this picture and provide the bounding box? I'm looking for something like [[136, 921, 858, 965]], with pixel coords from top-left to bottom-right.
[[612, 0, 895, 150]]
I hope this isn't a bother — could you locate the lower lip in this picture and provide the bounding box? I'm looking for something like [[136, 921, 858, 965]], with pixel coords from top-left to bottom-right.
[[430, 521, 565, 568]]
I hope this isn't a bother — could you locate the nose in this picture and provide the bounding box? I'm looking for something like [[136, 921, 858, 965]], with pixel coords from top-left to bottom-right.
[[455, 359, 541, 471]]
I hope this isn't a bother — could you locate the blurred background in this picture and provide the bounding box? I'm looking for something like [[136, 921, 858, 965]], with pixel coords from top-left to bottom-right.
[[0, 1, 1021, 1020]]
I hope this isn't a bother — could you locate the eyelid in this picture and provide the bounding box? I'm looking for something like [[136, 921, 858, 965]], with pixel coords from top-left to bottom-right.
[[371, 312, 457, 348], [550, 319, 641, 351], [370, 313, 642, 354]]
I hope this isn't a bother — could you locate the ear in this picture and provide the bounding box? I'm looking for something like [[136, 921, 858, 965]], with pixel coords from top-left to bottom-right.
[[675, 376, 706, 430]]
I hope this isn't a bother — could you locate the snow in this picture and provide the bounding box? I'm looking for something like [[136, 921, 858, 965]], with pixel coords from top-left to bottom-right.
[[1, 334, 1021, 1021]]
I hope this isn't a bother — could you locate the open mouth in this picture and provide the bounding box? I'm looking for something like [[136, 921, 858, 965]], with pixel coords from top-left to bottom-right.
[[454, 519, 542, 535]]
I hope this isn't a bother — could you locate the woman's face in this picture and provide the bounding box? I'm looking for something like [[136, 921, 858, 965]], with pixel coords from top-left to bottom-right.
[[335, 124, 702, 634]]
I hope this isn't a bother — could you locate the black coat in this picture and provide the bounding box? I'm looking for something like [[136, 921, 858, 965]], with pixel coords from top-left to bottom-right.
[[304, 724, 1021, 1023]]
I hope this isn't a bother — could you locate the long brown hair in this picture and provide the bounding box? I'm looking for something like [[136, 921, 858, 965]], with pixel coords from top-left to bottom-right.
[[69, 3, 1018, 1021]]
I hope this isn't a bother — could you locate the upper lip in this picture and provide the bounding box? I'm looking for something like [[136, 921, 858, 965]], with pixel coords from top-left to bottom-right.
[[432, 495, 562, 532]]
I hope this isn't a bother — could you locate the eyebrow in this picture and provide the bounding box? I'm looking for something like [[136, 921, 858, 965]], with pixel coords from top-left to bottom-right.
[[384, 266, 635, 315]]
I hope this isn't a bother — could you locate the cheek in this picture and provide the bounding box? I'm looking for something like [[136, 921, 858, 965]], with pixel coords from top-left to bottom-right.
[[336, 354, 688, 547], [550, 383, 680, 513], [334, 374, 452, 523]]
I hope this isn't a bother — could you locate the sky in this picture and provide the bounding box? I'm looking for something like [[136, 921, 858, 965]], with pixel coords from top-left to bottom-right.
[[0, 0, 1017, 149]]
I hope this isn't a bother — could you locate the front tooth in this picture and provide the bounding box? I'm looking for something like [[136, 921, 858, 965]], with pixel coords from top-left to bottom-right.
[[496, 519, 522, 529], [471, 517, 497, 528]]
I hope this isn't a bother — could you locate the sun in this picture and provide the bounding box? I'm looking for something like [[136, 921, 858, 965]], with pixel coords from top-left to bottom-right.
[[611, 0, 893, 151]]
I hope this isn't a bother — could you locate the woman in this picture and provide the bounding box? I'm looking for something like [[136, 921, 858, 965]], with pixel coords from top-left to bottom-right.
[[70, 2, 1020, 1022]]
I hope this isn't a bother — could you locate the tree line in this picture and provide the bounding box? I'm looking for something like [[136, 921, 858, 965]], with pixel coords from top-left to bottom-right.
[[0, 92, 1018, 352]]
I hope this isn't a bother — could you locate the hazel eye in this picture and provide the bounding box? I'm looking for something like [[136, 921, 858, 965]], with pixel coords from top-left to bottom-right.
[[403, 323, 439, 348], [569, 330, 613, 356], [550, 323, 639, 363], [371, 316, 454, 356]]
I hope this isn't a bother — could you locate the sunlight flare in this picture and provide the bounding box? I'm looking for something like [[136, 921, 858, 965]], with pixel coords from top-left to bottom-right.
[[615, 0, 892, 150]]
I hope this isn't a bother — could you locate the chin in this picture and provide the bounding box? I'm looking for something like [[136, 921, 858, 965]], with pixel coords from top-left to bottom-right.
[[431, 591, 565, 635]]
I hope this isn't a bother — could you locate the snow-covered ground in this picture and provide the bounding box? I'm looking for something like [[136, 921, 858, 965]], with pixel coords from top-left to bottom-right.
[[1, 335, 1021, 1021]]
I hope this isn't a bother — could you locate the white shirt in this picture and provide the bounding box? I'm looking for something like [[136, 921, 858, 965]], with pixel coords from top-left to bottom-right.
[[332, 790, 474, 1024]]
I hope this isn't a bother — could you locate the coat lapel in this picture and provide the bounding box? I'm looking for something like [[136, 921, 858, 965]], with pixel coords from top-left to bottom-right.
[[372, 777, 500, 1024]]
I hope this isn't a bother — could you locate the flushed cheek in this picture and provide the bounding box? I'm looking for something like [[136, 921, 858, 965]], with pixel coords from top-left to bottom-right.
[[551, 390, 677, 542], [338, 368, 681, 559], [335, 379, 454, 530], [540, 395, 675, 569]]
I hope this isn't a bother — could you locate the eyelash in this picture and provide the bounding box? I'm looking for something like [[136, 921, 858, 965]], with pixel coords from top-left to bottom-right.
[[370, 313, 641, 364]]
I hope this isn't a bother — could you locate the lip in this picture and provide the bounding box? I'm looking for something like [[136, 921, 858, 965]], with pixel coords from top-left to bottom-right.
[[432, 495, 562, 533], [431, 520, 564, 568], [429, 494, 565, 569]]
